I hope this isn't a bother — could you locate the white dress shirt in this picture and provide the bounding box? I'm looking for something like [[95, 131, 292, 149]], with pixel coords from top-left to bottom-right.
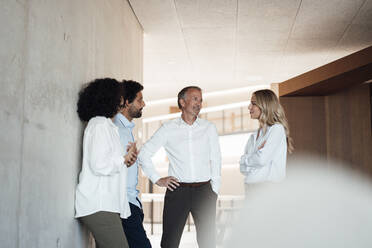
[[138, 117, 222, 194], [240, 123, 287, 184], [75, 117, 131, 219]]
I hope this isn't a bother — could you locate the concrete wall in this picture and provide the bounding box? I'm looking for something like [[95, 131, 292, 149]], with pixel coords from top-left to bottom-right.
[[0, 1, 143, 247]]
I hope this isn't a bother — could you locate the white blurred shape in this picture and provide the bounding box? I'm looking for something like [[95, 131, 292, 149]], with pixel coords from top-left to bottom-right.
[[224, 156, 372, 248]]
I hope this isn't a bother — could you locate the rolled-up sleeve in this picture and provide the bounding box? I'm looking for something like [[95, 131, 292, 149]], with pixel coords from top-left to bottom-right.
[[138, 124, 167, 184], [243, 125, 286, 168], [240, 135, 254, 174], [88, 124, 124, 176]]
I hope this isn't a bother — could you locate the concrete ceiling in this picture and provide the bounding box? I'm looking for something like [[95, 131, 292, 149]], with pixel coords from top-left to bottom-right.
[[129, 0, 372, 101]]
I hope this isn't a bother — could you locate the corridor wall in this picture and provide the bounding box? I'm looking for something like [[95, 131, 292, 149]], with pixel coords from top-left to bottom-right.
[[278, 46, 372, 176], [281, 83, 372, 174], [0, 1, 143, 247]]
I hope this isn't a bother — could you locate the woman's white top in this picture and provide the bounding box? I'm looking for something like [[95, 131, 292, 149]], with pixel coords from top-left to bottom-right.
[[240, 123, 287, 184], [75, 117, 131, 219]]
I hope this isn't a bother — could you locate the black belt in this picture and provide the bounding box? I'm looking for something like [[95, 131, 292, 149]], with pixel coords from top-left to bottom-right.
[[178, 180, 210, 187]]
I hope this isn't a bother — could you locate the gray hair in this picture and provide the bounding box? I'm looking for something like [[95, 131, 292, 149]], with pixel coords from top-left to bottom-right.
[[177, 86, 202, 109]]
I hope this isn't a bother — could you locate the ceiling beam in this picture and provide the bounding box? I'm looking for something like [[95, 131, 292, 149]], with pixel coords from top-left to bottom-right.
[[279, 45, 372, 96]]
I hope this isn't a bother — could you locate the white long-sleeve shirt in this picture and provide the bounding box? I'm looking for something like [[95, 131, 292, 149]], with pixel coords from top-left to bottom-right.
[[240, 123, 287, 184], [75, 117, 131, 218], [138, 117, 222, 194]]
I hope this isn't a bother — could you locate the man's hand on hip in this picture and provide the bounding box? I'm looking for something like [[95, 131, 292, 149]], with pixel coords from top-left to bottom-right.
[[156, 176, 180, 191]]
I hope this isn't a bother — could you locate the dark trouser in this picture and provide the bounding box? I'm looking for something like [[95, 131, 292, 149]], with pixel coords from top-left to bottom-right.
[[80, 211, 129, 248], [121, 200, 152, 248], [161, 182, 217, 248]]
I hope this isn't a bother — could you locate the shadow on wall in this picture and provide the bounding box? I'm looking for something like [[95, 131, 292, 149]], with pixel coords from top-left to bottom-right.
[[224, 155, 372, 248]]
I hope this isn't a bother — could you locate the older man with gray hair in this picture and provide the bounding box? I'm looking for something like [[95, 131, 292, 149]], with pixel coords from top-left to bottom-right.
[[138, 86, 221, 248]]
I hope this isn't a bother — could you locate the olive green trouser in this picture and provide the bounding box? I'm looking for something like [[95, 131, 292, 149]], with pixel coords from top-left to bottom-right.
[[80, 211, 129, 248]]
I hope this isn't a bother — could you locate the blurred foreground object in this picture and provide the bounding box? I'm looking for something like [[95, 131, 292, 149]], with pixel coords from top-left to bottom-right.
[[225, 156, 372, 248]]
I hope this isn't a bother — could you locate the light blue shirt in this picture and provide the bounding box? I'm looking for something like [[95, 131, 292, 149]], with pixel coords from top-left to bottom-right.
[[114, 113, 141, 209]]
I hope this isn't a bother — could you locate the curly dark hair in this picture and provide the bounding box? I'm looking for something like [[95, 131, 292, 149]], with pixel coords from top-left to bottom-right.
[[120, 80, 144, 105], [77, 78, 121, 122]]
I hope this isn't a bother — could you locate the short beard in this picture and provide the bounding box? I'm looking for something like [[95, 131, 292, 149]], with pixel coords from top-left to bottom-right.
[[129, 107, 142, 119]]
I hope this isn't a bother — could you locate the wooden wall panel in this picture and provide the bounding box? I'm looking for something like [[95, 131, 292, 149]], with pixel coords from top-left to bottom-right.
[[280, 96, 327, 159], [325, 83, 372, 174], [278, 47, 372, 176]]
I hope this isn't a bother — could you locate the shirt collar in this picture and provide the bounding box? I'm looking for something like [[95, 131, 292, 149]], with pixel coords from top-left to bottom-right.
[[115, 113, 135, 129], [177, 116, 200, 127], [107, 118, 119, 129], [195, 117, 201, 125]]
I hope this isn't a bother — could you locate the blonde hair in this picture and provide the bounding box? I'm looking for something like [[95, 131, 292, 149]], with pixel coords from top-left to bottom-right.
[[253, 89, 294, 153]]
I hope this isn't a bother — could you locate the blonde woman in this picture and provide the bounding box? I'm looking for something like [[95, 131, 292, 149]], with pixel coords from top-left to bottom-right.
[[239, 89, 293, 195]]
